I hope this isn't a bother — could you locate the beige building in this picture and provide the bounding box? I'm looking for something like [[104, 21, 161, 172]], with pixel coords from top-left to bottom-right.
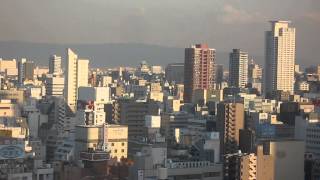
[[0, 100, 20, 117], [65, 48, 89, 113], [0, 59, 17, 73], [256, 140, 304, 180], [0, 89, 24, 105], [224, 152, 256, 180], [104, 124, 128, 161], [265, 21, 296, 96], [240, 153, 257, 180], [74, 125, 104, 160], [217, 102, 244, 154]]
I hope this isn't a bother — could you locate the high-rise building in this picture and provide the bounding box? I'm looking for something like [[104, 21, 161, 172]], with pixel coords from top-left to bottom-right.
[[229, 49, 248, 88], [49, 55, 62, 75], [248, 60, 262, 83], [65, 48, 89, 114], [17, 58, 26, 85], [165, 63, 184, 84], [215, 64, 224, 86], [17, 59, 35, 84], [224, 152, 257, 180], [217, 102, 244, 154], [23, 61, 35, 81], [184, 44, 215, 103], [265, 21, 296, 96]]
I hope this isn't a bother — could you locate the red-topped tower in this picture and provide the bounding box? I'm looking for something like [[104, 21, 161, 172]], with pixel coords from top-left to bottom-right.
[[184, 44, 216, 103]]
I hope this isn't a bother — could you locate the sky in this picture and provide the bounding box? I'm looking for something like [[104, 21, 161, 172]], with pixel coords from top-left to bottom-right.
[[0, 0, 319, 64]]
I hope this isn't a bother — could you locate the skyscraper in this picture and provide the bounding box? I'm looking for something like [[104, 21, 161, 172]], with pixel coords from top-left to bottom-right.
[[215, 64, 224, 86], [17, 58, 26, 86], [265, 21, 296, 96], [49, 55, 62, 75], [229, 49, 248, 88], [23, 61, 35, 81], [65, 48, 89, 114], [184, 44, 215, 103]]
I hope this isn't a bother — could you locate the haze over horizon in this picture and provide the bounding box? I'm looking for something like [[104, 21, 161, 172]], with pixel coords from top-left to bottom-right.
[[0, 0, 319, 66]]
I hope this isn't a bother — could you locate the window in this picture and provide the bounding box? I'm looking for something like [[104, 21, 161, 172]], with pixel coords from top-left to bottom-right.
[[111, 143, 114, 146], [114, 150, 117, 153]]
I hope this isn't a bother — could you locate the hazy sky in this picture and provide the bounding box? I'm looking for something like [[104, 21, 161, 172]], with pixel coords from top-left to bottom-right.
[[0, 0, 319, 63]]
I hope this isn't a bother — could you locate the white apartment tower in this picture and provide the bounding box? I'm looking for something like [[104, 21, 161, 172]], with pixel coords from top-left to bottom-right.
[[65, 48, 89, 113], [49, 55, 62, 75], [229, 49, 248, 88], [265, 21, 296, 96]]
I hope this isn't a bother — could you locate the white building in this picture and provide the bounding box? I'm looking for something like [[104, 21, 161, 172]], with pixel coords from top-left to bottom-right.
[[65, 48, 89, 113], [265, 21, 296, 96], [45, 75, 64, 97]]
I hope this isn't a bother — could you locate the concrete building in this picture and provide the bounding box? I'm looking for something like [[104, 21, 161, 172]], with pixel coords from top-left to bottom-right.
[[256, 140, 304, 180], [248, 61, 262, 83], [265, 21, 296, 96], [65, 48, 89, 113], [184, 44, 215, 103], [49, 55, 62, 75], [24, 61, 35, 81], [217, 102, 244, 154], [129, 145, 223, 180], [104, 124, 128, 161], [118, 99, 159, 140], [215, 64, 224, 86], [165, 63, 184, 84], [151, 65, 162, 74], [224, 152, 257, 180], [45, 75, 64, 97], [74, 124, 104, 160], [17, 58, 26, 86], [0, 59, 17, 75], [229, 49, 248, 88], [295, 114, 320, 159]]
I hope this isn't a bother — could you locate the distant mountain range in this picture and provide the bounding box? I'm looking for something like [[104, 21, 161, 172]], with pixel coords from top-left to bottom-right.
[[0, 41, 264, 68]]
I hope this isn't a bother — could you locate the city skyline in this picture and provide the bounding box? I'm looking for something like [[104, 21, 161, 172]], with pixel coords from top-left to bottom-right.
[[0, 2, 318, 179], [0, 0, 319, 66]]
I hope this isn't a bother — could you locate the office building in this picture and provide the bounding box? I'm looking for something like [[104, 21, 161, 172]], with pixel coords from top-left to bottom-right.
[[45, 76, 64, 97], [265, 21, 296, 96], [18, 58, 26, 85], [118, 99, 159, 140], [165, 63, 184, 84], [65, 48, 89, 113], [184, 44, 215, 103], [49, 55, 62, 75], [23, 61, 35, 81], [229, 49, 248, 88]]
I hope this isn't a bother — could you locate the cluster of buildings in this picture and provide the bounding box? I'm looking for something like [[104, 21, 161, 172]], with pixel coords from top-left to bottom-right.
[[0, 20, 318, 180]]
